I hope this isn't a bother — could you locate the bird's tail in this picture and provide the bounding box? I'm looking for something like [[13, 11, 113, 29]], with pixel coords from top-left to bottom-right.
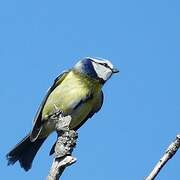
[[6, 133, 46, 171]]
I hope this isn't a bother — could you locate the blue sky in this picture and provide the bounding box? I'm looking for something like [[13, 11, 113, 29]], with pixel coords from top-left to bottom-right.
[[1, 0, 180, 179]]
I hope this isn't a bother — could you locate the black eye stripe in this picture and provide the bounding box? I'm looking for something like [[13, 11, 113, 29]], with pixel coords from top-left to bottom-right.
[[98, 62, 108, 67], [101, 63, 112, 70], [92, 60, 112, 70]]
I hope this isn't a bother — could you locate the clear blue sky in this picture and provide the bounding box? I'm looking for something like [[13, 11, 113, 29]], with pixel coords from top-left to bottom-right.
[[1, 0, 180, 179]]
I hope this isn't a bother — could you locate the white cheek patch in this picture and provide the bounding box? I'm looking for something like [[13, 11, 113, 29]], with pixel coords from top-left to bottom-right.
[[92, 62, 112, 81]]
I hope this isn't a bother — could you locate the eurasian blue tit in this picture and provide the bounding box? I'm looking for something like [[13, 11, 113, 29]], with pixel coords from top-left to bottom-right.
[[7, 57, 119, 171]]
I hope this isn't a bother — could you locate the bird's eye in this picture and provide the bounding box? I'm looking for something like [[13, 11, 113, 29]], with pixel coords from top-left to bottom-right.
[[103, 63, 108, 68]]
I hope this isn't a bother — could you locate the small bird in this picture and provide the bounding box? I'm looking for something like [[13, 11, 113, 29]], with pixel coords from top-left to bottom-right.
[[6, 57, 119, 171]]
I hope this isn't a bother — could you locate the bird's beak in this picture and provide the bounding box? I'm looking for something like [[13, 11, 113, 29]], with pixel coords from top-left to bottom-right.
[[112, 68, 119, 73]]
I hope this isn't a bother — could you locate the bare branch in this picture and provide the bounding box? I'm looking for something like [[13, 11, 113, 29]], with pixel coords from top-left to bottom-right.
[[47, 113, 78, 180], [145, 134, 180, 180]]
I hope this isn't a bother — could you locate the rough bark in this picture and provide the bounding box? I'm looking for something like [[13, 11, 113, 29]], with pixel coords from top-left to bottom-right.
[[145, 134, 180, 180], [47, 113, 78, 180]]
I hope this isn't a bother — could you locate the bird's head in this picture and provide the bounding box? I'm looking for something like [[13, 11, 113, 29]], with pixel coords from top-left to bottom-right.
[[74, 57, 119, 83]]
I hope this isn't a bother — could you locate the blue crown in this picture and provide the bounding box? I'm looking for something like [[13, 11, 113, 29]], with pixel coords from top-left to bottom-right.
[[74, 57, 98, 78]]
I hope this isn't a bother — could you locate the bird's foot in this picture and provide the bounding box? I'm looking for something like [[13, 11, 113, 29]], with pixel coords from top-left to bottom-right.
[[55, 115, 72, 132], [49, 104, 63, 120], [49, 104, 72, 132]]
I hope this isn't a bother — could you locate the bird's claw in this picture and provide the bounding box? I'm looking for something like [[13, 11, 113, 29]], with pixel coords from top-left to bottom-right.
[[55, 115, 72, 132], [48, 104, 72, 132], [49, 104, 63, 120]]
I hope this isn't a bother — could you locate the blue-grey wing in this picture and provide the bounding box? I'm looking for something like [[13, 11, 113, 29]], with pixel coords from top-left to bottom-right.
[[30, 71, 69, 142]]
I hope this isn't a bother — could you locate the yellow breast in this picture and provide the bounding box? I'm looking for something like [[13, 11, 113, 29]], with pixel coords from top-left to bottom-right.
[[41, 70, 102, 135]]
